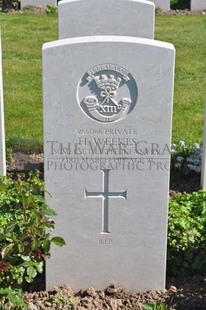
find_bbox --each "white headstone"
[201,99,206,189]
[43,36,175,292]
[58,0,155,39]
[151,0,170,11]
[191,0,206,10]
[0,34,6,176]
[20,0,57,9]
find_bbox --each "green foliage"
[0,0,19,11]
[0,287,26,309]
[168,190,206,276]
[46,5,57,14]
[51,290,73,309]
[6,147,13,164]
[0,173,65,308]
[144,300,174,310]
[171,0,190,10]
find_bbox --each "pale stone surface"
[201,100,206,189]
[0,35,6,176]
[20,0,57,9]
[151,0,170,11]
[58,0,155,39]
[191,0,206,10]
[43,36,175,292]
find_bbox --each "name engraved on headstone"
[85,169,127,233]
[43,36,175,291]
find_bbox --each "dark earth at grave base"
[6,152,206,309]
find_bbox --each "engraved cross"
[85,169,127,234]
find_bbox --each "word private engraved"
[78,64,138,123]
[85,169,127,233]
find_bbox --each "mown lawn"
[1,12,58,149]
[0,12,206,149]
[155,15,206,144]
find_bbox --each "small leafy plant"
[6,147,13,165]
[0,172,65,308]
[143,300,174,310]
[168,190,206,276]
[46,5,57,14]
[51,289,73,309]
[0,287,26,309]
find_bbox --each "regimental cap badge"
[77,64,138,123]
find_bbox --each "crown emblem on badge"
[94,75,121,90]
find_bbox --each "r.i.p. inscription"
[44,36,175,291]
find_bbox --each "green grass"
[0,12,206,150]
[155,15,206,144]
[1,12,58,150]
